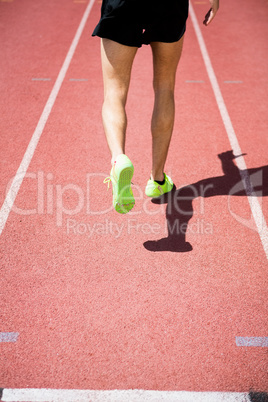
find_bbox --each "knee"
[103,86,128,107]
[153,78,176,95]
[153,86,175,105]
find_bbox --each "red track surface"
[0,0,267,394]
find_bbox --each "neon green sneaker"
[104,154,135,214]
[145,173,173,197]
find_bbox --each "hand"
[218,151,247,160]
[203,0,219,26]
[218,151,235,161]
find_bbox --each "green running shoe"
[104,154,135,214]
[145,173,173,197]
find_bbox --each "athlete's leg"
[150,37,184,181]
[101,38,138,165]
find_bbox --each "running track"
[0,0,267,401]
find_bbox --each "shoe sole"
[114,166,135,214]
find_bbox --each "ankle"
[111,152,124,165]
[151,171,165,182]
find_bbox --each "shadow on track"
[249,391,268,402]
[143,150,268,252]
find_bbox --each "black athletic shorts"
[92,0,189,47]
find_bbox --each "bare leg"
[101,38,138,165]
[150,37,184,181]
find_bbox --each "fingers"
[203,8,213,26]
[203,0,219,26]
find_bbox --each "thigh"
[150,37,185,89]
[101,38,138,102]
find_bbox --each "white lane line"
[1,389,251,402]
[189,1,268,259]
[185,80,205,83]
[224,81,243,84]
[0,332,19,342]
[69,78,89,81]
[0,0,96,236]
[236,336,268,347]
[31,78,51,81]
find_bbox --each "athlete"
[92,0,219,214]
